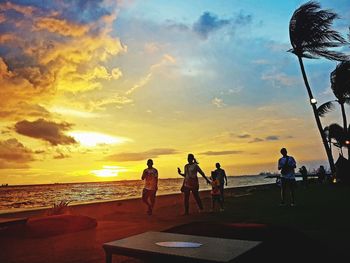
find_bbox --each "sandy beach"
[0,182,349,263]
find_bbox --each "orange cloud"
[0,57,53,119]
[0,138,34,169]
[0,33,17,44]
[0,13,5,23]
[14,119,77,146]
[0,3,126,120]
[0,2,36,17]
[34,17,89,37]
[0,102,50,120]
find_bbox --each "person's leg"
[219,185,225,203]
[219,197,224,210]
[142,189,152,214]
[142,189,150,206]
[280,178,286,205]
[290,180,296,205]
[192,189,203,210]
[211,197,215,211]
[149,190,156,213]
[183,188,190,215]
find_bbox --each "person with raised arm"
[178,153,210,215]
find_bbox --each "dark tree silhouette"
[288,1,348,177]
[318,61,350,159]
[324,123,349,155]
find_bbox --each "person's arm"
[278,158,282,170]
[155,169,159,190]
[291,157,296,168]
[141,169,146,180]
[223,169,228,186]
[197,165,210,184]
[177,167,185,177]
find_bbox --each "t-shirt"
[278,156,296,179]
[142,168,158,190]
[215,168,226,184]
[183,163,202,189]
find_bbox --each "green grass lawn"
[215,181,350,255]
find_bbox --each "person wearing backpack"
[278,148,297,206]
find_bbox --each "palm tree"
[318,61,350,158]
[289,1,348,176]
[324,123,349,156]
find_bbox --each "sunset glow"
[0,0,349,185]
[91,166,126,178]
[68,131,131,147]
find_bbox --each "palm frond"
[331,61,350,98]
[289,1,348,61]
[309,50,349,61]
[317,101,335,117]
[328,123,346,144]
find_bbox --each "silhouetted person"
[299,166,308,188]
[210,172,224,212]
[213,163,227,204]
[141,159,158,215]
[178,153,210,215]
[317,165,326,184]
[278,148,297,206]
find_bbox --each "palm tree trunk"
[340,103,347,130]
[340,103,350,160]
[297,56,336,176]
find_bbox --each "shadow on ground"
[164,221,332,263]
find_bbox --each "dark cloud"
[165,20,190,31]
[265,135,279,141]
[9,0,113,24]
[200,150,243,156]
[192,11,253,39]
[193,12,230,39]
[107,148,178,162]
[14,118,77,146]
[0,138,34,168]
[249,138,264,143]
[249,136,280,143]
[238,134,251,138]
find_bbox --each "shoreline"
[0,174,269,187]
[0,183,274,219]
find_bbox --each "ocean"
[0,175,280,211]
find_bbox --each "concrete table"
[103,231,261,263]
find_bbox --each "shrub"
[47,200,71,215]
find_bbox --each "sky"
[0,0,349,185]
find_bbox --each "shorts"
[281,177,296,188]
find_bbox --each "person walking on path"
[299,165,308,188]
[278,148,297,207]
[178,153,211,215]
[141,159,158,215]
[213,163,227,204]
[210,172,224,212]
[317,165,326,184]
